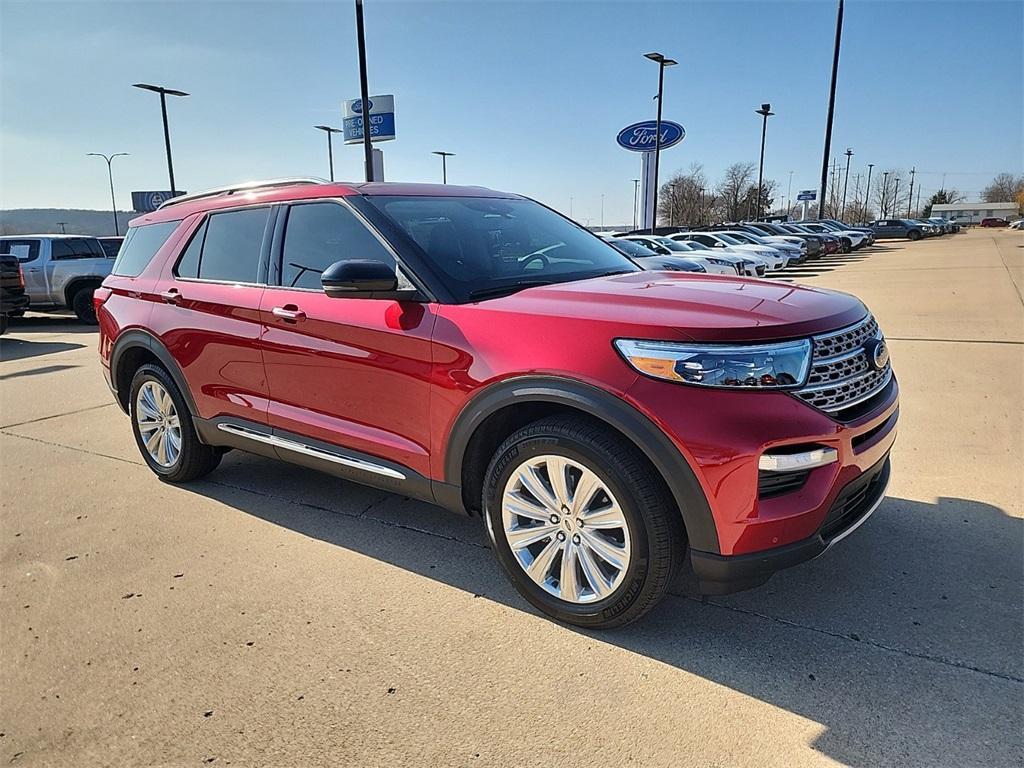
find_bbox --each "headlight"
[706,257,732,267]
[614,338,812,389]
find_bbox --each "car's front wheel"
[908,230,922,241]
[129,363,222,483]
[483,416,684,628]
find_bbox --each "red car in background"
[96,179,898,628]
[980,217,1009,227]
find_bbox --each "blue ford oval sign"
[351,98,373,114]
[616,120,686,152]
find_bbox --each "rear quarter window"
[0,239,41,263]
[112,221,179,277]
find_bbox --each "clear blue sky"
[1,0,1021,224]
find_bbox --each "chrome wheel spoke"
[577,544,611,598]
[581,530,627,570]
[135,381,180,468]
[559,543,580,602]
[503,491,551,522]
[545,456,572,507]
[506,524,557,550]
[580,502,625,530]
[570,471,601,517]
[526,537,562,583]
[516,464,559,511]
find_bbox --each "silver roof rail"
[157,177,329,210]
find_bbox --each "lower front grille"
[758,469,810,498]
[820,456,890,540]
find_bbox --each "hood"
[482,271,868,342]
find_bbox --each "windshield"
[366,195,639,302]
[654,237,691,252]
[713,233,744,245]
[724,231,759,244]
[609,237,655,257]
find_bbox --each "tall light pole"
[644,52,677,234]
[87,152,129,236]
[600,194,605,229]
[354,0,374,181]
[892,177,901,217]
[755,103,774,221]
[631,179,640,230]
[699,186,706,226]
[432,151,455,184]
[314,126,343,181]
[881,171,890,216]
[132,83,188,196]
[787,170,794,216]
[906,167,916,217]
[864,163,874,216]
[818,0,844,218]
[840,147,854,220]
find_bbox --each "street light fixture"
[864,163,874,216]
[881,171,890,216]
[892,177,901,217]
[432,151,455,184]
[87,152,129,236]
[644,51,677,234]
[132,83,189,196]
[754,103,774,221]
[840,148,854,220]
[314,126,343,181]
[631,179,640,231]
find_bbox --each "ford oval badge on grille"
[865,338,889,370]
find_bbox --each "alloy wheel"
[135,380,182,468]
[501,455,632,604]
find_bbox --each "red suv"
[97,179,898,628]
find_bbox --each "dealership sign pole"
[616,120,685,231]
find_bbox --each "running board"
[216,423,406,480]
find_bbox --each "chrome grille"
[795,315,892,414]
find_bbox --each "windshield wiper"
[466,279,555,301]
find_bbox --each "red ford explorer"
[97,179,898,628]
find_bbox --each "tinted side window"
[281,203,395,289]
[174,220,207,279]
[52,238,103,259]
[112,222,179,277]
[196,208,269,283]
[0,239,41,263]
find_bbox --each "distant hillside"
[0,209,137,236]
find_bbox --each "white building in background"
[931,201,1019,224]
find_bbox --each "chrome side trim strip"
[825,472,891,549]
[216,423,406,480]
[758,447,839,473]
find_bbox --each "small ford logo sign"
[352,99,373,114]
[616,120,686,153]
[864,338,889,370]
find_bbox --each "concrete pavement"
[1,229,1021,767]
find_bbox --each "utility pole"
[787,170,794,216]
[881,171,890,216]
[631,179,640,231]
[892,177,901,217]
[818,0,844,218]
[354,0,374,181]
[644,52,677,233]
[864,163,874,216]
[841,148,854,220]
[755,103,774,221]
[906,167,916,217]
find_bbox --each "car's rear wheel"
[71,286,98,324]
[0,315,7,336]
[129,363,221,483]
[483,416,683,628]
[908,230,922,241]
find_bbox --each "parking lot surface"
[2,229,1022,767]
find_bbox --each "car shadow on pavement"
[0,363,80,380]
[185,452,1023,767]
[0,337,86,362]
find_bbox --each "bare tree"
[657,163,709,227]
[871,169,904,218]
[981,173,1024,203]
[716,162,756,222]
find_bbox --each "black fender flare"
[443,376,721,554]
[109,329,199,418]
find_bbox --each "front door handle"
[272,306,306,322]
[159,288,181,304]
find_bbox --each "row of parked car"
[867,216,965,240]
[598,218,878,277]
[0,234,124,333]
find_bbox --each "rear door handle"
[272,306,306,322]
[159,288,181,304]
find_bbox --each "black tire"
[0,315,7,336]
[71,286,98,324]
[482,415,684,629]
[908,229,922,241]
[839,238,852,253]
[129,363,221,483]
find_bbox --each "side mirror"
[321,259,399,298]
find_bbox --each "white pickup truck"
[0,235,116,323]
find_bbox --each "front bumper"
[690,454,890,593]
